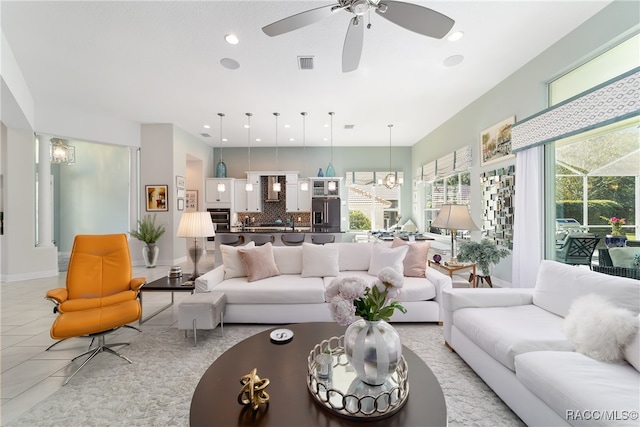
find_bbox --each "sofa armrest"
[194,265,225,292]
[442,288,534,344]
[425,267,452,322]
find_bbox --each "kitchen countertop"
[228,227,312,233]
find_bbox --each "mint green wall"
[57,141,130,252]
[410,0,640,284]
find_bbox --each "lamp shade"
[177,212,215,238]
[431,204,479,231]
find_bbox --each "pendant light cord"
[246,113,252,171]
[329,112,335,164]
[218,113,224,162]
[274,112,279,171]
[301,112,307,175]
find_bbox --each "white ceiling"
[1,1,612,148]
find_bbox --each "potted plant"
[130,214,166,268]
[457,238,510,277]
[600,215,627,248]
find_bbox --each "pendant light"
[216,113,226,192]
[300,112,309,191]
[326,112,336,178]
[245,113,253,192]
[272,112,281,192]
[383,124,399,189]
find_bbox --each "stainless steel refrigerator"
[312,197,341,233]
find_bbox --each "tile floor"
[0,253,215,425]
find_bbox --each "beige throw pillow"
[220,241,256,279]
[392,237,431,277]
[238,242,281,282]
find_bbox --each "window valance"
[512,67,640,153]
[419,145,472,183]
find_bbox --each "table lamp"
[430,204,479,263]
[177,212,215,280]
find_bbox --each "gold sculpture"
[238,368,270,410]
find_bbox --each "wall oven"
[207,208,231,241]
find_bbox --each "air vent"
[344,124,355,130]
[298,56,314,70]
[200,133,211,137]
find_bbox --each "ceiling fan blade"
[375,1,454,39]
[262,3,339,37]
[342,16,364,73]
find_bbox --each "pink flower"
[329,296,356,326]
[377,267,404,289]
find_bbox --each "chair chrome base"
[64,333,132,385]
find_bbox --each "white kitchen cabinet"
[310,178,341,198]
[286,180,311,212]
[205,178,233,205]
[234,175,261,213]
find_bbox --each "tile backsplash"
[236,176,310,225]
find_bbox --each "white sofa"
[443,260,640,426]
[195,241,451,324]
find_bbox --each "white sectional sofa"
[443,260,640,427]
[195,240,451,324]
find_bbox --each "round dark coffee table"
[190,322,447,426]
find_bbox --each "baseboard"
[1,269,59,283]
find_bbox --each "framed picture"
[177,198,185,211]
[185,190,197,210]
[176,175,186,189]
[146,185,168,211]
[480,116,515,166]
[177,188,185,199]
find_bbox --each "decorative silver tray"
[306,335,409,419]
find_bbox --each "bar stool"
[311,234,335,245]
[250,235,275,246]
[281,233,305,246]
[217,235,244,246]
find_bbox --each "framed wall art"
[146,185,168,211]
[177,198,185,211]
[480,116,515,166]
[185,190,197,210]
[176,175,186,189]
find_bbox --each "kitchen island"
[212,229,343,266]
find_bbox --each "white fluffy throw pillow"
[562,294,639,362]
[624,315,640,372]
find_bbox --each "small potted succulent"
[457,238,510,276]
[130,214,166,268]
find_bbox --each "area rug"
[7,323,524,427]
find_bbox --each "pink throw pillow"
[392,237,431,278]
[238,242,281,282]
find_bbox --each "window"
[547,34,640,260]
[346,171,403,231]
[423,172,471,232]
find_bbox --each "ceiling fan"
[262,0,455,73]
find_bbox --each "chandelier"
[50,138,75,165]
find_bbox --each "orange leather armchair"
[46,233,145,384]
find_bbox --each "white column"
[129,147,140,229]
[37,135,54,247]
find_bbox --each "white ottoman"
[178,292,226,345]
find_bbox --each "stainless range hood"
[266,176,280,202]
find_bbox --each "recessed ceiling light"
[323,137,328,141]
[203,125,210,129]
[220,58,240,70]
[222,138,228,142]
[443,55,464,67]
[289,138,295,142]
[224,34,239,45]
[244,124,250,129]
[324,124,329,128]
[256,138,261,142]
[447,31,464,42]
[284,124,290,128]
